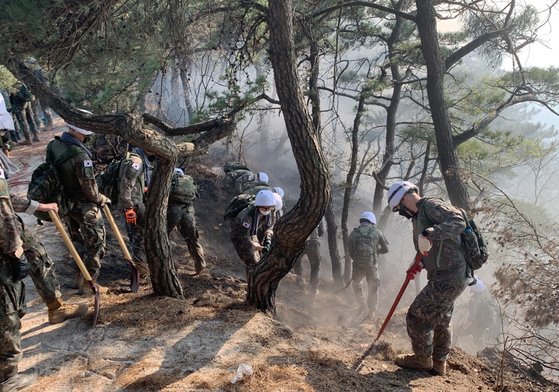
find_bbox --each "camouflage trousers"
[0,258,26,374]
[65,201,106,277]
[167,203,206,272]
[293,240,321,291]
[18,218,61,305]
[406,270,469,361]
[352,262,379,311]
[124,204,146,265]
[13,105,38,141]
[231,235,260,276]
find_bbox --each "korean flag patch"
[242,221,251,229]
[132,162,141,171]
[83,160,93,168]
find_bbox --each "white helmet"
[387,180,418,210]
[360,211,376,224]
[273,186,285,198]
[254,189,276,207]
[273,193,283,211]
[174,168,184,176]
[258,172,269,183]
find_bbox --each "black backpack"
[169,172,198,204]
[27,162,64,222]
[460,210,489,270]
[96,158,123,203]
[224,193,255,220]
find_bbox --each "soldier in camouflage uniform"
[167,168,206,274]
[236,171,269,194]
[46,117,110,292]
[348,212,389,318]
[118,147,153,271]
[230,189,276,277]
[9,83,40,145]
[293,220,324,295]
[388,180,470,376]
[0,167,62,391]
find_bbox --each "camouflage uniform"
[348,221,389,312]
[167,171,205,272]
[293,222,324,292]
[0,168,26,376]
[10,196,61,306]
[407,197,469,362]
[47,134,106,278]
[223,168,252,193]
[118,152,148,264]
[9,84,39,143]
[230,205,275,274]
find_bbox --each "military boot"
[395,354,433,371]
[22,137,32,146]
[77,279,109,295]
[47,298,88,325]
[432,359,447,376]
[0,368,37,392]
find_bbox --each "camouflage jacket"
[0,169,22,255]
[348,222,389,265]
[118,152,145,210]
[230,204,275,244]
[412,197,467,276]
[47,135,104,205]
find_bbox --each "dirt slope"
[5,120,552,392]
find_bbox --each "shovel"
[101,204,140,292]
[352,253,424,372]
[48,210,100,326]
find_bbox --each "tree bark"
[247,0,331,312]
[415,0,470,209]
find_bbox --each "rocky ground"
[5,119,554,391]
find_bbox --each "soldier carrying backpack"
[348,212,389,319]
[167,168,206,275]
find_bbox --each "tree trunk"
[324,200,343,286]
[247,0,331,312]
[415,0,470,209]
[341,93,366,284]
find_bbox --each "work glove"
[99,194,111,206]
[125,208,137,225]
[11,249,30,281]
[418,232,432,256]
[406,260,423,280]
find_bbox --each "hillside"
[5,120,553,392]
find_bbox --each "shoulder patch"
[83,160,93,168]
[131,162,141,171]
[242,221,251,229]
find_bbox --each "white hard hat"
[360,211,376,224]
[67,109,94,135]
[254,189,275,207]
[470,277,486,294]
[273,186,285,198]
[273,192,283,211]
[174,168,184,176]
[0,94,15,131]
[387,180,418,210]
[258,172,269,183]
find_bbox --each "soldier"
[46,115,110,293]
[348,211,389,319]
[9,83,40,145]
[293,220,324,296]
[1,167,60,391]
[167,168,206,275]
[388,180,470,376]
[236,171,269,194]
[117,147,153,272]
[230,189,276,277]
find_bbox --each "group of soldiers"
[1,98,481,386]
[0,111,208,390]
[1,82,53,149]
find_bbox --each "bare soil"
[6,119,553,391]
